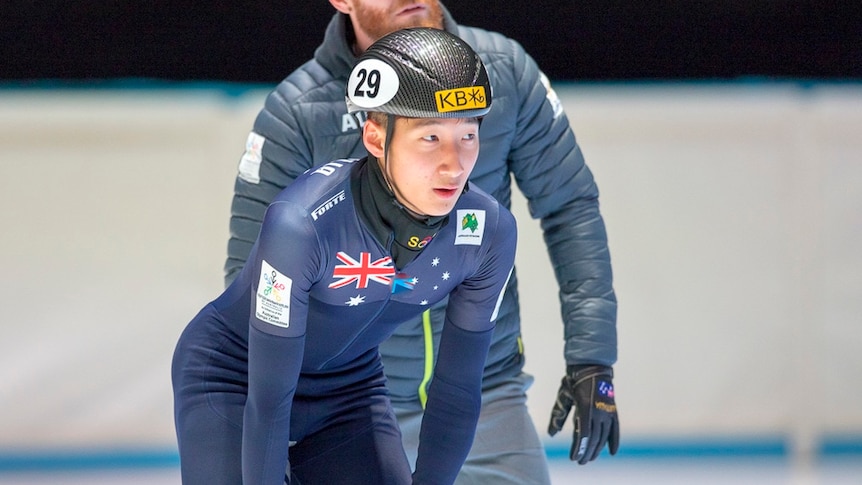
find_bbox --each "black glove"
[548,365,620,464]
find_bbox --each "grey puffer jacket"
[225,8,617,408]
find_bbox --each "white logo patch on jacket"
[238,132,265,184]
[539,72,564,119]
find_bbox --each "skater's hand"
[548,365,620,464]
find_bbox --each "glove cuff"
[566,364,613,382]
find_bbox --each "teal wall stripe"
[3,435,861,472]
[0,449,179,472]
[544,437,789,460]
[819,435,862,457]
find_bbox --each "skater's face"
[363,115,480,217]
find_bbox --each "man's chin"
[397,4,444,29]
[397,17,443,31]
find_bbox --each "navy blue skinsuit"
[172,158,517,484]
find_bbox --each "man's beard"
[353,0,445,44]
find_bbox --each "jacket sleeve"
[225,79,316,286]
[505,40,618,366]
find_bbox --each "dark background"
[3,1,862,84]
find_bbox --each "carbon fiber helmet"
[345,27,492,119]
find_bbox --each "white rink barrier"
[1,82,860,465]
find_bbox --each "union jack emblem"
[329,251,396,289]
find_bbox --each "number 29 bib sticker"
[347,59,399,110]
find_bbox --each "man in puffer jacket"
[225,1,619,482]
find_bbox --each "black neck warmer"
[352,156,448,270]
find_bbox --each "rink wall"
[1,81,860,468]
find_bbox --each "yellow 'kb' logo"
[435,86,487,113]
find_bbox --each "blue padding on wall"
[3,435,862,472]
[545,436,790,460]
[818,435,862,457]
[0,79,274,98]
[0,448,179,472]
